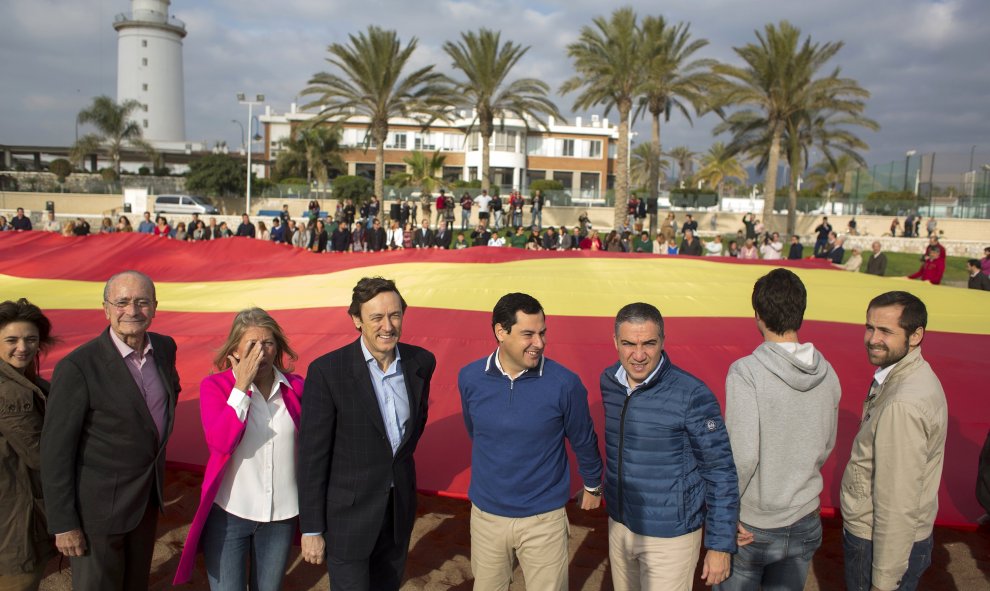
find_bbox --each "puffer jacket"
[0,360,55,575]
[601,353,738,553]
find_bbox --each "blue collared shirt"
[614,356,665,396]
[359,337,410,457]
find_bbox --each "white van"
[153,194,219,215]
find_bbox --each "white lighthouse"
[113,0,187,147]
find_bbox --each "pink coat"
[173,369,304,585]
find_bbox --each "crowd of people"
[4,264,983,591]
[7,204,990,290]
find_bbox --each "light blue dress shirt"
[359,338,410,457]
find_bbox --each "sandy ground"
[38,468,989,590]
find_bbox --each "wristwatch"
[584,484,604,497]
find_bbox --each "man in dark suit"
[41,270,180,590]
[298,277,436,590]
[412,219,435,249]
[366,217,388,252]
[433,223,451,249]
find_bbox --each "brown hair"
[213,308,297,372]
[348,277,407,323]
[0,298,57,379]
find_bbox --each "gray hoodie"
[725,341,841,528]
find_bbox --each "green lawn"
[801,247,969,285]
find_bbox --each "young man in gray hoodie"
[717,268,841,591]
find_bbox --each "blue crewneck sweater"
[458,351,603,517]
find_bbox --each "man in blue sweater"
[601,302,739,590]
[458,292,603,591]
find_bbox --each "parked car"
[153,194,219,215]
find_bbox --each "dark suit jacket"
[433,229,451,249]
[367,227,387,251]
[297,339,435,561]
[41,330,180,536]
[412,228,435,248]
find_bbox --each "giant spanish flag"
[2,232,987,527]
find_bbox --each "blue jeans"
[531,209,542,229]
[201,504,296,591]
[717,511,821,591]
[843,529,932,591]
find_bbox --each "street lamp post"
[237,93,265,215]
[231,119,245,153]
[904,150,916,193]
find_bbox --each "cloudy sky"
[2,0,988,169]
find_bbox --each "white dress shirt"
[214,369,299,522]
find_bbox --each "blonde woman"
[175,309,303,590]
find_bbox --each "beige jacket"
[840,347,947,590]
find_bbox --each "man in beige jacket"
[840,291,947,591]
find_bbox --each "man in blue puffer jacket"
[601,302,739,590]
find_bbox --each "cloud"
[1,0,988,168]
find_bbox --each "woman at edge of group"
[173,308,303,590]
[0,298,57,591]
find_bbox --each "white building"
[259,105,621,197]
[113,0,188,150]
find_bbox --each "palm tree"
[638,17,716,231]
[390,150,449,217]
[717,104,876,230]
[712,21,871,231]
[666,145,696,185]
[805,153,861,199]
[695,142,748,196]
[561,7,643,230]
[274,124,345,194]
[72,95,153,177]
[301,26,454,216]
[630,143,669,191]
[443,29,563,193]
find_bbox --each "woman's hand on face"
[230,341,264,392]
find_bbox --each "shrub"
[529,179,565,192]
[863,190,916,214]
[331,175,373,201]
[50,159,73,182]
[670,188,718,208]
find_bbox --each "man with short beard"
[840,291,947,591]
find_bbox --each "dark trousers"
[843,529,933,591]
[70,494,159,591]
[326,490,408,591]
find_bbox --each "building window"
[553,171,573,188]
[388,132,407,150]
[142,40,148,47]
[414,133,436,151]
[142,58,148,66]
[493,131,517,152]
[526,169,546,188]
[561,139,575,157]
[143,119,148,128]
[586,140,602,158]
[467,133,480,151]
[580,172,600,198]
[143,104,148,112]
[142,83,148,91]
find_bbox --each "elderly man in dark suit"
[298,276,436,591]
[41,270,180,590]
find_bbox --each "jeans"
[531,209,542,229]
[493,210,503,230]
[202,504,295,591]
[843,529,933,591]
[716,511,821,591]
[461,210,470,230]
[512,210,522,227]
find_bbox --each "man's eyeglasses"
[105,298,154,310]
